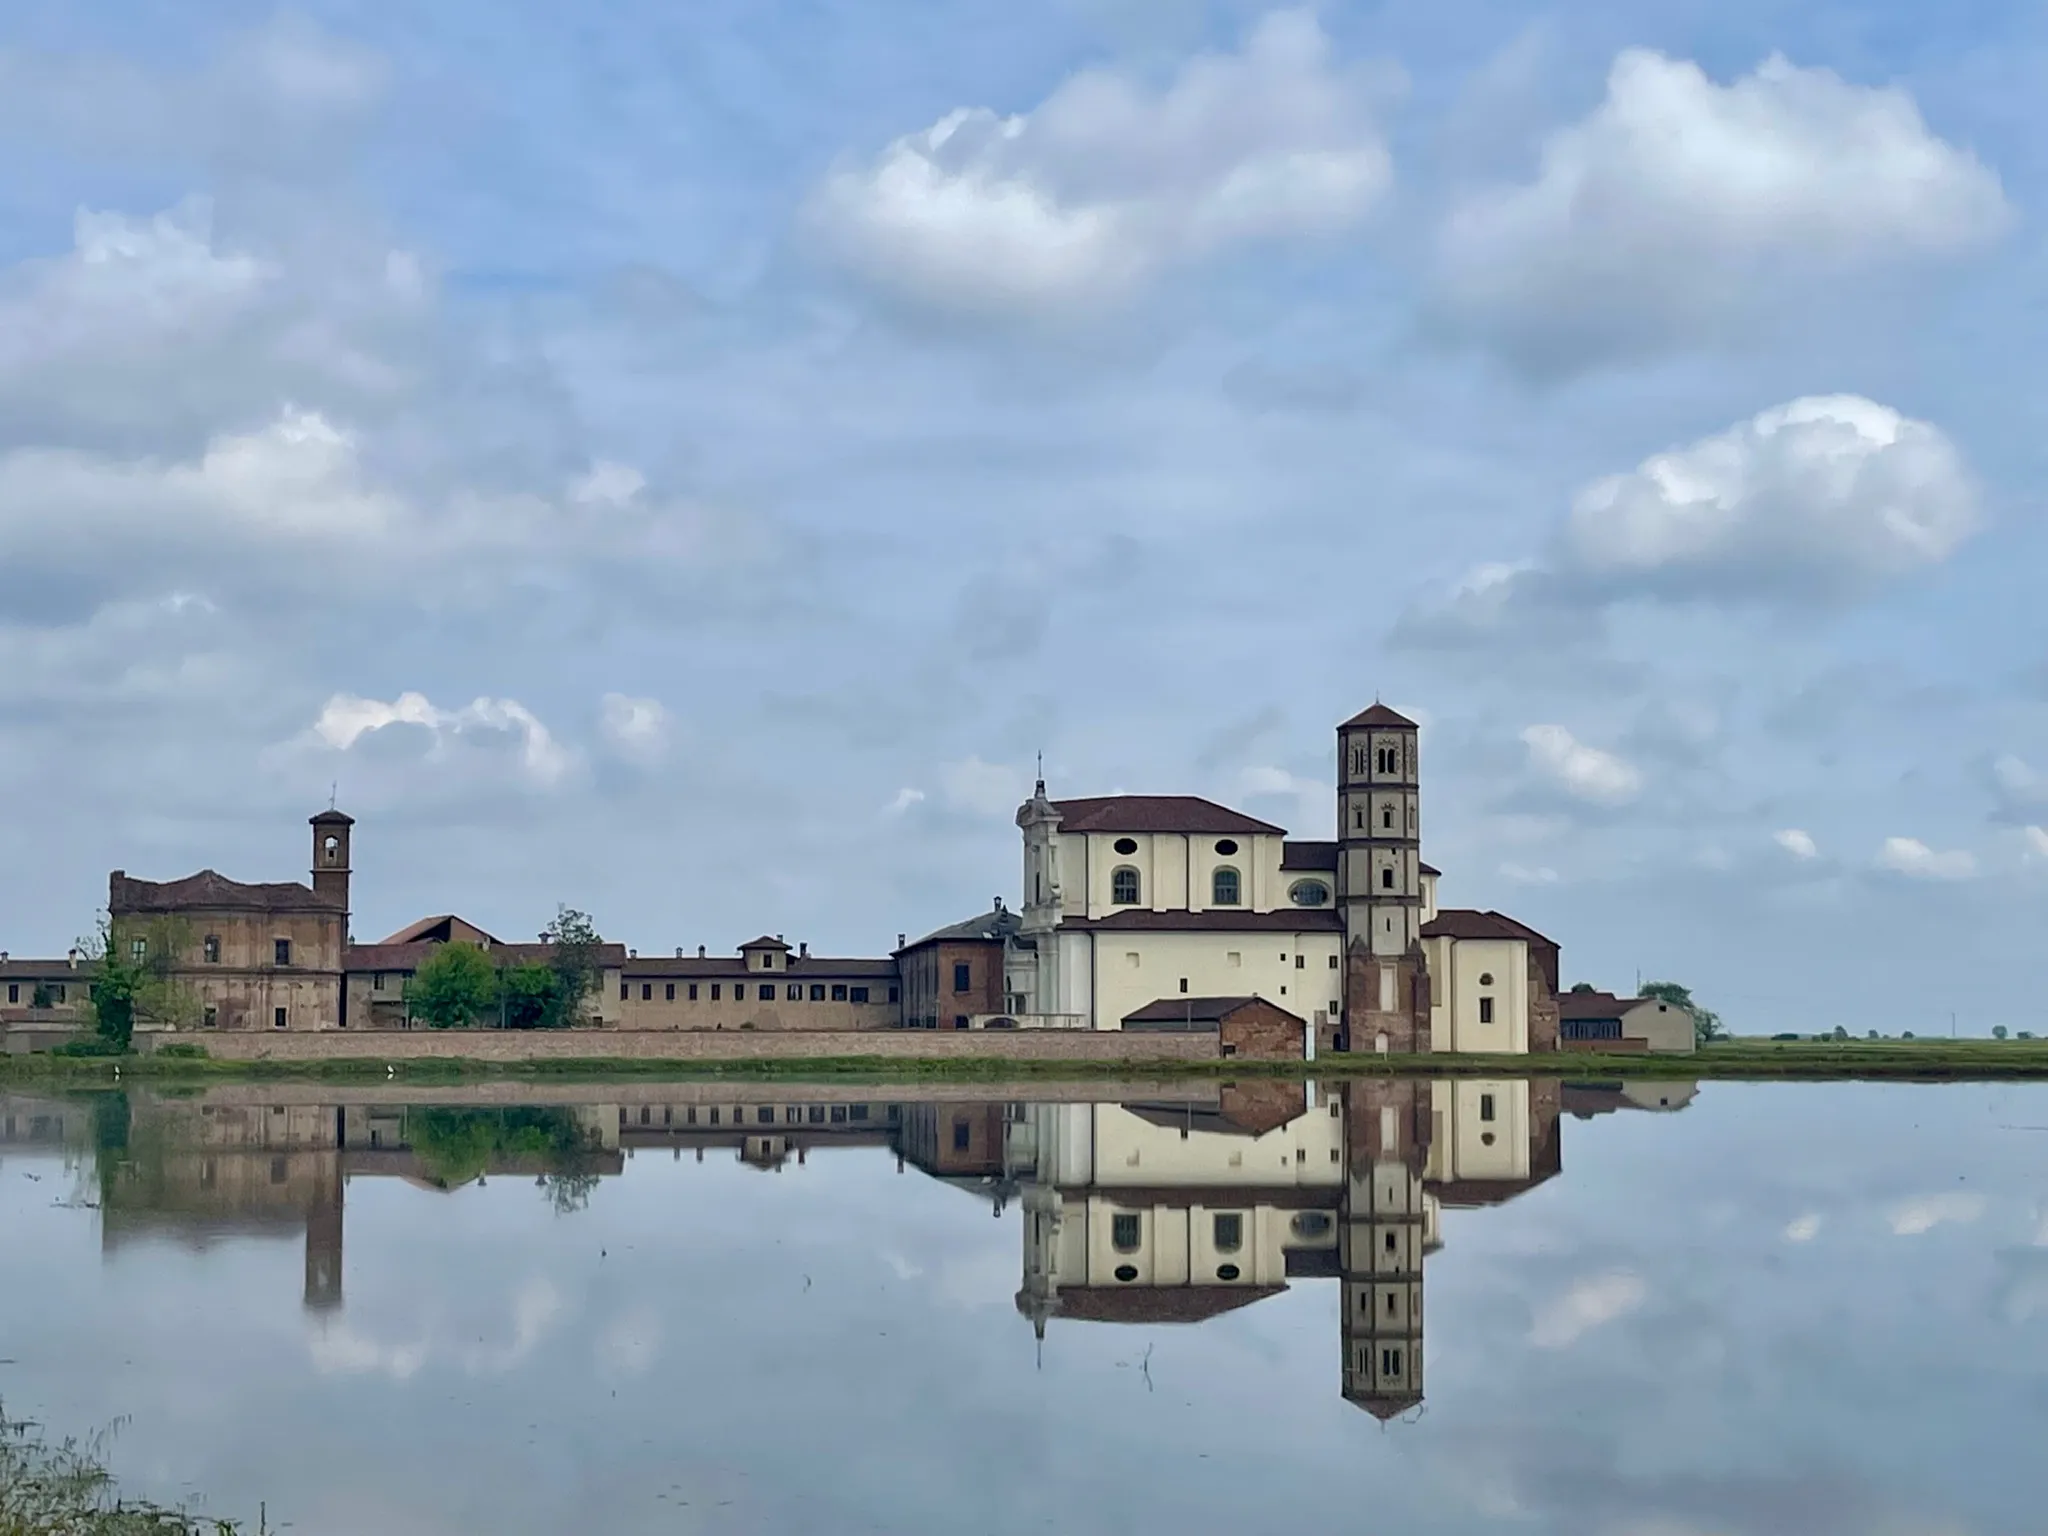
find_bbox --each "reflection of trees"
[405,1108,605,1205]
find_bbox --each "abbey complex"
[0,703,1694,1056]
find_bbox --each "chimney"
[697,944,706,960]
[799,941,809,959]
[68,948,80,969]
[629,948,638,960]
[776,934,784,943]
[675,947,686,959]
[897,933,906,950]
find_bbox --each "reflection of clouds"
[1784,1214,1822,1243]
[308,1322,429,1382]
[462,1278,566,1374]
[595,1306,663,1379]
[1887,1195,1986,1236]
[1529,1271,1647,1348]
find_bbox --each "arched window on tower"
[1111,867,1141,905]
[1381,805,1395,829]
[1381,867,1396,890]
[1212,867,1242,906]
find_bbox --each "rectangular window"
[642,983,653,1001]
[666,983,676,1001]
[709,1108,720,1125]
[849,1105,868,1122]
[52,985,64,1004]
[620,982,629,1000]
[787,983,800,1000]
[1295,955,1304,970]
[203,1006,217,1027]
[130,938,147,961]
[688,983,699,1000]
[274,938,291,966]
[952,962,972,993]
[808,1105,826,1124]
[850,986,869,1004]
[1381,868,1395,889]
[1479,1093,1496,1122]
[711,984,721,1001]
[831,1105,848,1124]
[756,984,771,1001]
[686,1107,698,1124]
[1178,977,1188,993]
[1328,954,1339,969]
[810,984,825,1001]
[831,984,847,1001]
[1478,996,1495,1024]
[1330,1000,1340,1018]
[757,1107,774,1125]
[1213,1213,1243,1252]
[1111,1213,1142,1252]
[273,1006,288,1029]
[952,1119,971,1151]
[786,1107,801,1124]
[1221,1042,1237,1057]
[5,983,15,1004]
[204,935,221,963]
[887,985,899,1003]
[954,1014,969,1029]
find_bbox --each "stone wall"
[171,1027,1214,1065]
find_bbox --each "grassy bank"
[5,1036,2048,1085]
[1,1405,260,1534]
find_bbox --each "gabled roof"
[900,906,1021,951]
[1030,1284,1287,1325]
[1122,996,1305,1029]
[309,809,356,827]
[1558,989,1651,1022]
[109,869,342,915]
[1280,840,1439,877]
[1062,909,1343,934]
[379,914,502,945]
[1341,703,1418,729]
[1051,796,1285,836]
[1421,908,1555,947]
[345,940,629,971]
[739,935,792,951]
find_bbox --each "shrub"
[49,1038,125,1058]
[2021,1031,2037,1041]
[155,1042,209,1059]
[1902,1031,1915,1039]
[1867,1030,1879,1040]
[1771,1032,1800,1041]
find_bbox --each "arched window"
[1381,805,1395,829]
[1111,866,1141,905]
[1212,867,1242,906]
[1288,880,1330,908]
[1381,867,1396,889]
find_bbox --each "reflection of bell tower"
[1339,1080,1431,1420]
[303,1155,345,1312]
[310,809,354,914]
[1016,1182,1065,1344]
[1337,705,1428,1052]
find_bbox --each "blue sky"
[1,1,2045,1033]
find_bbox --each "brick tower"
[1337,704,1429,1052]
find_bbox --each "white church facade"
[1000,703,1562,1055]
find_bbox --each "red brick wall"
[1218,999,1307,1061]
[1342,942,1432,1053]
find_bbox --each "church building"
[996,703,1561,1054]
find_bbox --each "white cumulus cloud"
[1784,1213,1822,1242]
[1530,1271,1646,1348]
[598,692,668,764]
[1775,829,1819,860]
[1887,1193,1986,1235]
[1875,836,1976,882]
[812,10,1392,315]
[883,786,927,816]
[307,690,574,786]
[1435,49,2010,371]
[1521,723,1642,805]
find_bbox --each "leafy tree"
[29,983,55,1009]
[498,962,563,1030]
[408,943,499,1029]
[1567,982,1598,995]
[540,906,602,1028]
[77,915,137,1051]
[1639,980,1724,1046]
[1831,1025,1849,1041]
[1993,1025,2009,1040]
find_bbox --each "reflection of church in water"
[5,1075,1690,1421]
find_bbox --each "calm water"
[2,1077,2044,1534]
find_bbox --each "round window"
[1114,1263,1138,1283]
[1480,1132,1496,1147]
[1291,1211,1333,1239]
[1113,837,1138,855]
[1216,1263,1241,1282]
[1478,972,1495,986]
[1289,880,1330,908]
[1215,838,1238,856]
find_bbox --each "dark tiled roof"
[740,935,792,951]
[1063,909,1343,933]
[1033,1284,1287,1325]
[619,955,897,979]
[110,870,342,915]
[0,957,99,978]
[344,940,630,972]
[1051,796,1286,836]
[1347,1389,1424,1422]
[900,907,1021,950]
[1558,989,1629,1022]
[1421,908,1555,947]
[379,915,502,945]
[309,809,356,827]
[1123,996,1304,1029]
[1280,841,1439,877]
[1341,703,1418,729]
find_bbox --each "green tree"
[77,915,138,1051]
[29,982,55,1010]
[407,944,499,1030]
[1567,982,1597,995]
[497,962,563,1030]
[1993,1025,2009,1040]
[1639,980,1725,1046]
[540,906,602,1028]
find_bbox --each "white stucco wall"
[1428,1078,1532,1184]
[1062,830,1295,918]
[1426,935,1529,1053]
[1059,928,1344,1030]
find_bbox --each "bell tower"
[1016,772,1065,1018]
[310,808,354,914]
[1337,704,1429,1051]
